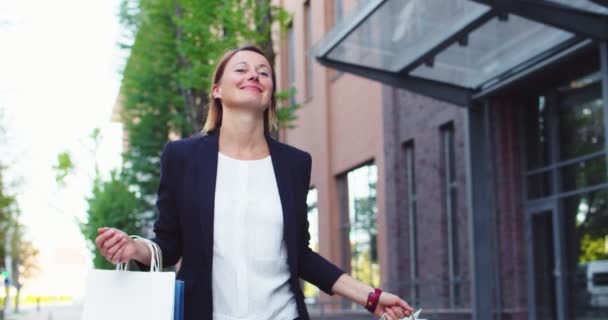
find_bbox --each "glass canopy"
[409,14,574,88]
[550,0,608,14]
[315,0,608,105]
[326,0,491,72]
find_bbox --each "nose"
[247,70,259,81]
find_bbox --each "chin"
[236,99,268,111]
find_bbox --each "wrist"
[365,288,382,313]
[133,238,150,263]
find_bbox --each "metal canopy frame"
[317,58,473,106]
[592,0,608,7]
[397,10,496,75]
[315,0,608,106]
[471,0,608,41]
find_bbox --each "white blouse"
[212,152,299,320]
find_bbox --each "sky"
[0,0,126,297]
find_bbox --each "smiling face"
[212,50,274,112]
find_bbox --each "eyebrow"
[233,61,271,70]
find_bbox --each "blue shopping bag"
[174,280,184,320]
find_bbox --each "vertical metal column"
[464,102,495,320]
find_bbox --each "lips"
[240,85,262,92]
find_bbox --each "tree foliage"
[0,166,19,269]
[117,0,296,215]
[83,171,140,269]
[65,1,298,267]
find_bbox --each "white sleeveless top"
[212,152,299,320]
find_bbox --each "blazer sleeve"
[298,152,345,295]
[151,141,183,267]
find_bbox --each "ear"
[212,85,221,100]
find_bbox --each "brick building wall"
[383,86,472,317]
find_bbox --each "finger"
[398,299,414,313]
[106,237,127,258]
[98,227,110,234]
[95,229,111,247]
[391,307,408,319]
[102,230,125,250]
[95,228,116,248]
[111,246,125,264]
[385,307,398,320]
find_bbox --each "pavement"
[5,304,82,320]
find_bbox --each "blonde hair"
[202,45,277,134]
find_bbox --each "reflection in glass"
[523,95,551,170]
[303,188,320,303]
[411,15,573,87]
[531,212,557,320]
[558,73,603,160]
[326,0,490,71]
[560,155,607,192]
[527,171,552,199]
[346,164,380,288]
[563,191,608,318]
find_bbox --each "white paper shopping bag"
[82,237,176,320]
[82,269,176,320]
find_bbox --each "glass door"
[526,202,567,320]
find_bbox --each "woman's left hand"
[373,292,414,320]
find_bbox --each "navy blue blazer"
[150,130,344,320]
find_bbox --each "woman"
[95,46,414,320]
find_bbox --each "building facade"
[276,1,608,320]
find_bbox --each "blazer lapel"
[197,132,219,259]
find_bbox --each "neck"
[218,107,268,159]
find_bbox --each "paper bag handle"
[116,236,163,272]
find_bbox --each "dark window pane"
[557,74,603,160]
[560,155,607,192]
[523,96,551,170]
[593,272,608,287]
[562,191,608,317]
[532,212,557,320]
[527,172,552,199]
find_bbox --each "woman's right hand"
[95,227,139,264]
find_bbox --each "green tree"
[117,0,297,219]
[83,171,140,269]
[53,130,140,269]
[9,223,39,312]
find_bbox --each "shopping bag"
[82,237,177,320]
[174,279,184,320]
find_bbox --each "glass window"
[303,187,319,303]
[560,155,608,192]
[404,142,418,304]
[304,1,313,99]
[334,0,343,25]
[441,123,461,307]
[527,171,552,199]
[522,71,604,200]
[557,72,604,160]
[523,95,551,170]
[288,26,296,106]
[562,191,608,317]
[343,163,380,288]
